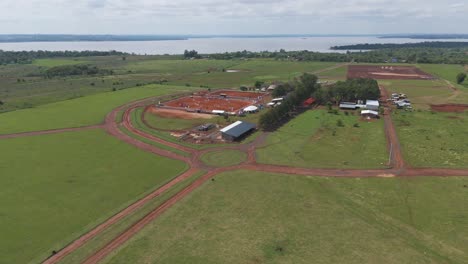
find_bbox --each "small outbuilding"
[361,110,379,118]
[212,110,226,115]
[303,97,316,107]
[243,105,259,113]
[220,121,256,141]
[366,100,380,111]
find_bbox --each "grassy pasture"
[0,129,188,264]
[418,64,468,89]
[256,110,388,169]
[0,84,194,134]
[105,170,468,264]
[32,58,88,67]
[143,110,209,131]
[394,110,468,168]
[200,150,247,167]
[379,79,454,109]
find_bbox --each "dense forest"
[331,42,468,50]
[0,50,127,65]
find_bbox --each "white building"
[366,100,380,111]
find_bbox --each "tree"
[240,86,248,91]
[183,50,200,59]
[0,100,4,105]
[272,85,287,97]
[456,72,467,84]
[254,80,264,89]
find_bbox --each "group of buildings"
[339,100,381,118]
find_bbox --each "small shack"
[212,110,225,115]
[220,121,256,141]
[243,105,259,113]
[361,110,379,118]
[303,97,316,107]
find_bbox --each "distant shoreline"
[1,34,467,43]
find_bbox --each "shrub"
[336,119,344,127]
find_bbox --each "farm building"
[339,102,357,110]
[366,100,380,111]
[220,121,256,141]
[361,110,379,118]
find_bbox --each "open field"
[379,80,457,109]
[200,150,247,167]
[394,110,468,168]
[58,170,207,264]
[0,84,193,134]
[0,57,338,113]
[0,129,188,264]
[164,96,252,113]
[144,107,212,131]
[104,170,468,264]
[256,110,388,169]
[348,65,434,80]
[418,64,468,89]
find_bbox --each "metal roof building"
[220,121,256,141]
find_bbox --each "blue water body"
[0,36,467,55]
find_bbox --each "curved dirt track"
[40,90,468,264]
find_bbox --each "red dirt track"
[209,90,267,99]
[165,96,252,112]
[348,65,434,80]
[0,90,457,264]
[430,104,468,112]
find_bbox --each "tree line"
[206,48,468,64]
[0,50,127,65]
[313,78,380,105]
[45,65,113,78]
[331,42,468,50]
[259,73,319,130]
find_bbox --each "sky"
[0,0,467,35]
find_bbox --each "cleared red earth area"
[164,96,252,112]
[348,65,434,80]
[430,104,468,112]
[209,90,267,99]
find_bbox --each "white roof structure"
[267,102,275,106]
[243,105,258,112]
[272,98,284,102]
[267,85,277,90]
[366,100,380,107]
[212,110,225,114]
[361,110,379,116]
[220,121,243,133]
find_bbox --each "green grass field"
[200,150,247,167]
[379,79,455,109]
[394,110,468,168]
[104,170,468,264]
[32,58,88,67]
[0,129,188,264]
[144,110,210,131]
[0,84,194,134]
[256,110,388,169]
[418,64,468,89]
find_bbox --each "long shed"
[220,121,256,141]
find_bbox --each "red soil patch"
[209,90,267,99]
[348,65,434,80]
[430,104,468,113]
[164,96,252,113]
[147,106,213,120]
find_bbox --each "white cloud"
[0,0,466,34]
